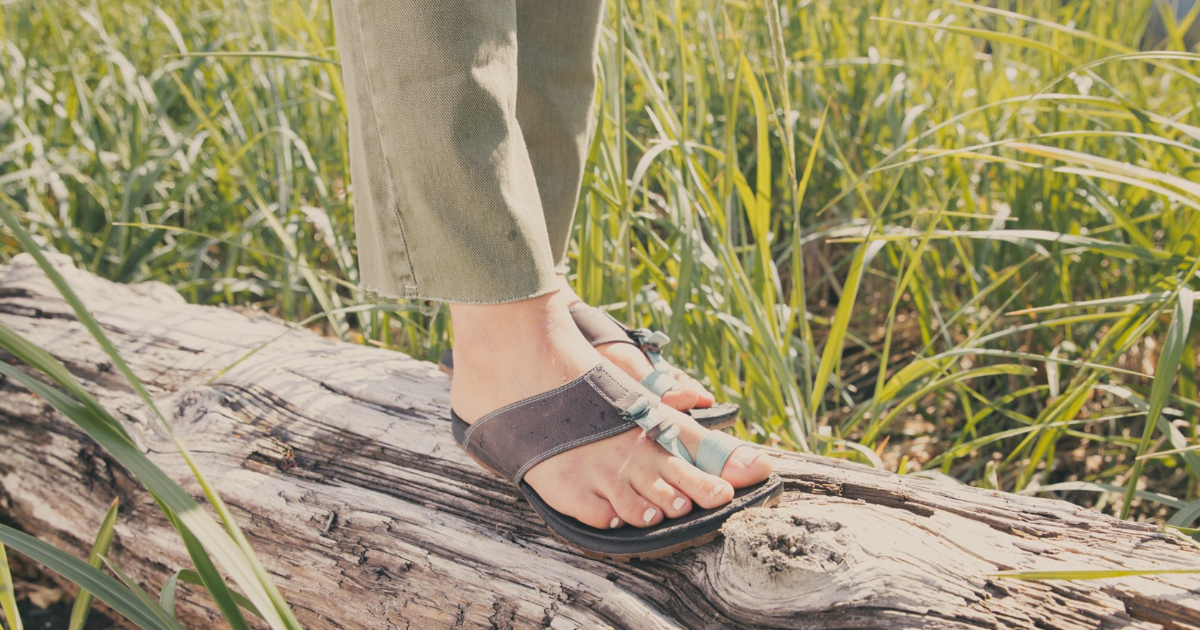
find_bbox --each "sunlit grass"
[1,0,1198,534]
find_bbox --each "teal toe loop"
[620,396,694,465]
[694,431,741,476]
[640,370,679,397]
[654,422,693,465]
[631,329,672,370]
[644,330,670,348]
[623,395,652,419]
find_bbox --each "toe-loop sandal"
[439,305,740,429]
[450,361,782,561]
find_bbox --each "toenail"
[712,482,728,497]
[740,450,765,467]
[610,517,620,529]
[642,508,657,525]
[672,497,686,511]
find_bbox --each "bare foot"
[449,290,772,529]
[551,276,717,413]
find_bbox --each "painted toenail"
[610,517,620,529]
[672,497,686,511]
[642,508,657,524]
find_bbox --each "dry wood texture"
[1,252,1199,630]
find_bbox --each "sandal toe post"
[450,361,780,561]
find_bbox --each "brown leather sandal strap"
[457,362,655,483]
[568,305,638,348]
[569,305,685,397]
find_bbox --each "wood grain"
[1,252,1198,629]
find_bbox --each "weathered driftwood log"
[1,252,1199,630]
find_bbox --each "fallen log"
[0,252,1198,630]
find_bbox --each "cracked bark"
[0,252,1198,630]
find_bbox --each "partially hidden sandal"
[450,361,782,562]
[440,304,739,430]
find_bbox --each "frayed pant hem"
[355,280,561,306]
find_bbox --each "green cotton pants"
[332,0,606,304]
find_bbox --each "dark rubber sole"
[450,412,782,562]
[520,475,782,562]
[440,350,739,431]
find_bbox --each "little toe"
[607,482,664,528]
[571,491,623,530]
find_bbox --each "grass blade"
[1122,289,1194,519]
[68,498,120,630]
[992,568,1200,580]
[175,571,262,619]
[873,17,1079,64]
[163,51,338,65]
[99,558,185,630]
[1169,500,1200,528]
[159,572,180,620]
[810,240,884,415]
[165,514,250,630]
[0,332,292,630]
[0,526,173,630]
[0,544,21,630]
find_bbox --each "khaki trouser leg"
[333,0,558,304]
[515,0,607,273]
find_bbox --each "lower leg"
[510,1,715,410]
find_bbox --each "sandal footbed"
[687,402,738,429]
[451,412,780,560]
[520,474,782,560]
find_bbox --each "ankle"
[450,292,558,348]
[448,292,603,421]
[449,292,596,375]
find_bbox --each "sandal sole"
[454,438,782,562]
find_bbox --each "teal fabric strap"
[633,328,680,396]
[621,396,693,465]
[694,431,741,476]
[640,370,679,397]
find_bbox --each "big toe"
[715,445,773,488]
[675,374,715,408]
[668,408,773,488]
[660,386,702,411]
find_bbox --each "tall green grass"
[1,0,1198,533]
[0,204,300,628]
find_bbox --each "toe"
[664,405,773,489]
[660,386,701,412]
[569,491,623,530]
[662,368,714,409]
[675,373,715,408]
[715,445,774,488]
[606,483,664,528]
[633,472,692,518]
[660,455,733,510]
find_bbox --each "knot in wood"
[720,506,849,588]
